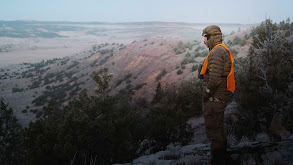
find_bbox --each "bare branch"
[70,151,78,165]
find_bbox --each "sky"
[0,0,292,24]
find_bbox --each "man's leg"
[211,140,226,165]
[203,102,227,164]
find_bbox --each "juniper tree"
[0,98,24,165]
[234,19,293,139]
[90,68,113,100]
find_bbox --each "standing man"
[199,25,235,164]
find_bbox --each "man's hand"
[203,88,211,102]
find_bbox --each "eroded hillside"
[0,29,252,126]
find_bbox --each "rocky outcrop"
[114,139,293,165]
[114,143,210,165]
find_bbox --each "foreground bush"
[23,69,201,164]
[0,99,24,165]
[233,19,293,139]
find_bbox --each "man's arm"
[206,49,225,96]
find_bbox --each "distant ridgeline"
[0,20,254,38]
[0,20,84,38]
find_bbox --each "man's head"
[202,25,222,50]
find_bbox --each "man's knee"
[204,111,225,141]
[204,113,224,128]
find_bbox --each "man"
[199,25,235,164]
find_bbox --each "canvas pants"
[203,101,227,164]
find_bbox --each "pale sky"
[0,0,292,24]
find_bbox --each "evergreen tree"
[90,68,113,100]
[23,101,66,165]
[147,80,199,152]
[151,82,163,104]
[234,19,293,139]
[0,98,24,165]
[24,68,146,164]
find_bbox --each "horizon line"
[0,19,261,25]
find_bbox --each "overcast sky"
[1,0,292,24]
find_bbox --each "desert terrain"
[0,21,254,126]
[0,21,253,67]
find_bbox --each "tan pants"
[203,101,227,160]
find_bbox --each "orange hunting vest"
[200,44,235,93]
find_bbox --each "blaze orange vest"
[200,44,235,93]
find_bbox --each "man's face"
[204,36,208,48]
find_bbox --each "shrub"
[25,72,146,164]
[282,83,293,132]
[188,58,195,63]
[232,36,241,45]
[30,80,41,89]
[191,65,198,72]
[185,42,193,50]
[67,61,79,70]
[156,69,167,81]
[194,52,202,57]
[185,52,191,57]
[32,95,48,106]
[181,58,189,65]
[22,69,200,164]
[135,83,147,90]
[146,105,194,152]
[244,34,250,40]
[201,50,208,57]
[146,79,202,152]
[30,109,38,113]
[60,60,67,65]
[176,79,203,117]
[193,40,200,45]
[233,19,293,139]
[126,79,132,84]
[99,49,110,55]
[26,72,34,78]
[124,73,132,80]
[175,50,183,55]
[44,72,55,79]
[126,84,132,89]
[227,40,233,46]
[36,111,43,118]
[177,69,183,75]
[0,99,24,164]
[90,58,99,67]
[99,56,110,65]
[230,48,239,56]
[115,80,123,87]
[240,39,247,46]
[12,88,24,93]
[173,47,177,52]
[174,41,187,55]
[194,46,201,52]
